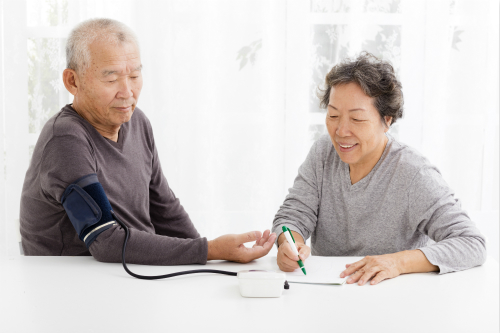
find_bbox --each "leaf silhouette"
[452,29,464,51]
[236,39,262,70]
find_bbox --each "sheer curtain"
[0,0,498,258]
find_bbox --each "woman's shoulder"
[387,135,440,180]
[310,134,337,162]
[315,134,334,151]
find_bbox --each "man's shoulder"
[49,104,93,139]
[32,105,93,156]
[130,106,153,132]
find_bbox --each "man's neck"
[71,103,120,142]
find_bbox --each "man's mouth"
[114,106,133,112]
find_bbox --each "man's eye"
[108,80,117,83]
[353,119,364,122]
[329,115,338,118]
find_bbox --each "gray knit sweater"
[273,134,486,274]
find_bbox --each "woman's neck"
[349,135,388,185]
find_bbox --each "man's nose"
[116,78,133,99]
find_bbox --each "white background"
[0,0,498,259]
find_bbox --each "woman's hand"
[340,250,439,285]
[276,231,311,272]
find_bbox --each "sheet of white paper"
[281,256,356,285]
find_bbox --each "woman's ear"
[62,69,79,96]
[384,116,392,132]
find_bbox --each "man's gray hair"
[66,18,139,73]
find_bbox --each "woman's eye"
[329,116,338,118]
[108,80,116,83]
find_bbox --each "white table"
[0,255,498,333]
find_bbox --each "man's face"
[325,82,390,169]
[76,39,143,128]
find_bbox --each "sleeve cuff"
[418,246,450,275]
[272,223,307,248]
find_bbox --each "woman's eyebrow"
[328,104,366,112]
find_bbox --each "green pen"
[282,226,307,275]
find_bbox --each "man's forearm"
[90,225,208,265]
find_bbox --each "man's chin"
[112,110,134,125]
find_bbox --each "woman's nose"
[336,118,350,137]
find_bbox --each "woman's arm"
[272,138,327,246]
[340,249,439,285]
[409,166,486,274]
[341,165,486,285]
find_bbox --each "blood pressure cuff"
[60,174,116,248]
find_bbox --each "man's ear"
[63,69,80,96]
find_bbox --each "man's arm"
[40,134,208,265]
[147,140,200,239]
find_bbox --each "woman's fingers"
[340,258,366,278]
[343,254,403,285]
[370,270,390,285]
[277,242,300,271]
[346,269,365,284]
[357,266,381,285]
[297,243,311,260]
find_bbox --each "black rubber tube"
[111,210,237,280]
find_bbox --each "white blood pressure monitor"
[237,270,287,298]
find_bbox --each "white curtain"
[0,0,498,258]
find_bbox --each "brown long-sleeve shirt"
[20,104,208,265]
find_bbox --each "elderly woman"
[272,52,486,285]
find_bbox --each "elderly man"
[20,18,276,265]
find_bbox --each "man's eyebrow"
[101,69,118,77]
[101,65,143,77]
[328,105,365,112]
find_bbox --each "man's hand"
[340,250,439,285]
[276,231,311,272]
[207,230,277,263]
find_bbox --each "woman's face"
[326,82,391,171]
